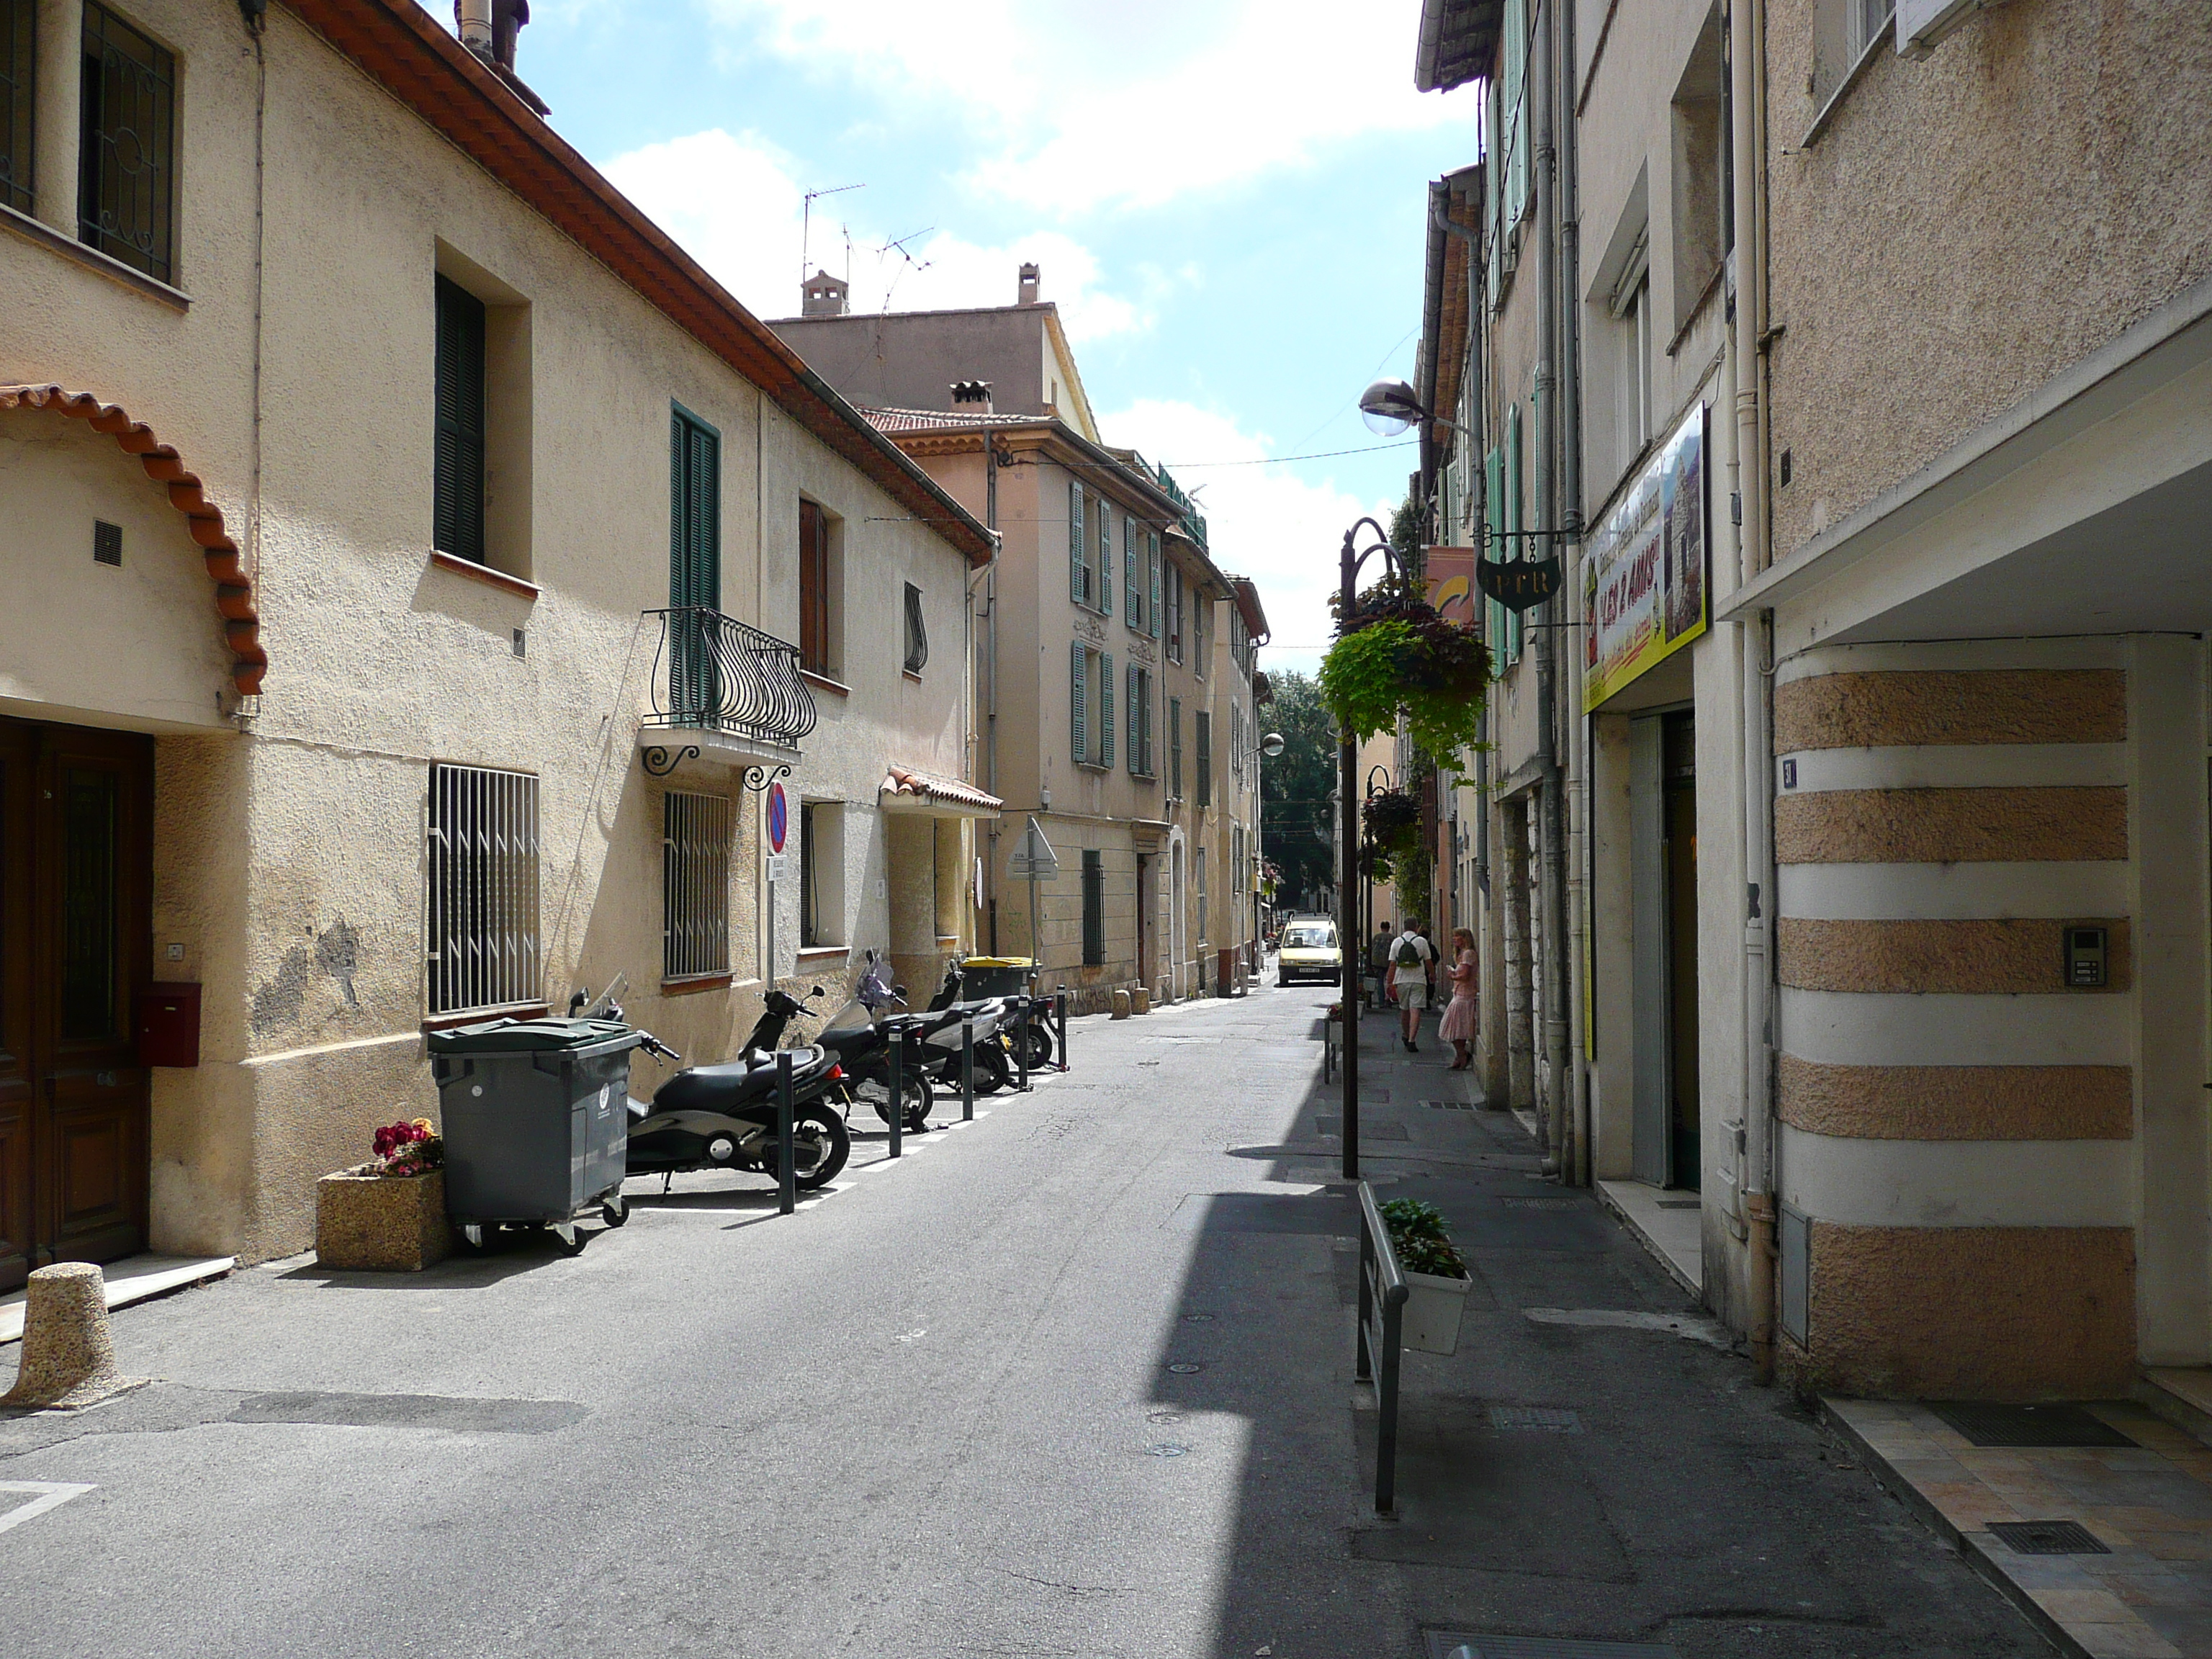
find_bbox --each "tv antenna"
[801,183,865,284]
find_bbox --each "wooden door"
[0,719,151,1292]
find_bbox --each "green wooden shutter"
[1070,481,1087,603]
[1071,639,1087,760]
[1098,505,1113,618]
[1100,651,1114,768]
[1506,403,1524,662]
[1125,518,1140,625]
[1169,697,1182,796]
[1127,663,1139,774]
[1148,535,1162,640]
[1142,672,1154,775]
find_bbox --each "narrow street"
[2,980,2048,1658]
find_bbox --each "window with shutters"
[78,2,173,283]
[426,763,540,1016]
[1194,845,1208,943]
[662,791,732,981]
[1147,534,1162,642]
[1165,562,1183,663]
[1192,591,1207,678]
[902,582,929,676]
[669,407,720,715]
[1231,697,1244,788]
[1126,665,1154,780]
[1081,850,1105,967]
[1,0,32,216]
[799,498,841,678]
[433,274,487,566]
[1195,710,1213,809]
[1069,479,1091,608]
[1169,697,1183,799]
[1124,516,1141,629]
[1095,499,1114,619]
[1070,641,1113,768]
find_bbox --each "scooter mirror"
[809,985,824,997]
[894,984,907,998]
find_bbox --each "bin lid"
[426,1016,644,1055]
[960,957,1036,970]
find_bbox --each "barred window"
[663,791,732,980]
[78,2,174,284]
[1081,850,1105,967]
[903,582,929,675]
[1,0,32,217]
[427,763,540,1015]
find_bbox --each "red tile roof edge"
[279,0,994,568]
[3,384,266,696]
[882,766,1004,813]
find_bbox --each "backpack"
[1393,935,1424,970]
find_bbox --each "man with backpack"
[1385,922,1436,1052]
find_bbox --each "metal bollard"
[888,1028,904,1159]
[775,1051,796,1216]
[1016,996,1031,1092]
[1055,989,1070,1072]
[961,1016,975,1122]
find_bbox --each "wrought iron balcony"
[644,606,817,751]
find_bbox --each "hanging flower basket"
[1319,581,1491,761]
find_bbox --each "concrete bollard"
[1132,985,1151,1015]
[1110,988,1132,1020]
[1,1262,143,1412]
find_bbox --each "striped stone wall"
[1771,643,2136,1400]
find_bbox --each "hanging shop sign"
[1477,554,1561,613]
[1583,402,1709,711]
[1420,547,1478,626]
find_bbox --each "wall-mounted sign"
[766,781,788,854]
[1421,547,1478,626]
[1478,556,1561,613]
[1583,403,1709,711]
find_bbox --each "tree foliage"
[1257,669,1339,912]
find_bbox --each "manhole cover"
[1144,1443,1190,1458]
[1426,1637,1676,1658]
[1989,1519,2111,1556]
[1166,1362,1203,1375]
[1487,1405,1582,1433]
[1932,1403,2136,1448]
[1503,1197,1579,1210]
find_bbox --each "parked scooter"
[923,961,1045,1088]
[809,954,937,1133]
[598,981,853,1192]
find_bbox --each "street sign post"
[765,783,790,979]
[1007,816,1058,968]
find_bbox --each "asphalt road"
[1,978,2052,1658]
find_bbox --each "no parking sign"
[767,782,788,853]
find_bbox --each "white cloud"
[697,0,1476,214]
[602,129,1154,340]
[1098,399,1395,678]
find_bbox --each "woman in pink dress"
[1438,927,1478,1070]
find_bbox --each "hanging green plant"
[1359,786,1423,881]
[1318,596,1493,761]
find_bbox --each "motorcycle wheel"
[858,1067,934,1133]
[792,1102,851,1189]
[973,1040,1015,1095]
[1017,1020,1054,1071]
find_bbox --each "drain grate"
[1503,1197,1580,1211]
[1426,1636,1676,1658]
[1932,1402,2137,1448]
[1988,1519,2111,1556]
[1487,1405,1583,1433]
[1424,1099,1474,1111]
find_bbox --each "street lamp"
[1334,516,1409,1182]
[1359,379,1477,439]
[1360,764,1394,1022]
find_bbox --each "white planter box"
[1402,1268,1473,1355]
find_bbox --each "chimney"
[457,1,530,73]
[801,269,850,318]
[1017,263,1040,305]
[951,380,994,413]
[456,0,492,55]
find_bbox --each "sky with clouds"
[496,1,1482,674]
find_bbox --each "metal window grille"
[427,763,540,1015]
[662,791,732,979]
[903,581,929,675]
[78,1,173,282]
[0,0,32,216]
[1081,850,1105,966]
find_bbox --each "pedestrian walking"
[1385,922,1434,1052]
[1439,926,1478,1070]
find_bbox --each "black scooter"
[619,984,853,1191]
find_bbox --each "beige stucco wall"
[1763,0,2212,557]
[3,0,979,1259]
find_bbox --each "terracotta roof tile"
[881,766,1004,814]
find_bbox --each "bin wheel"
[601,1192,629,1228]
[547,1221,586,1256]
[461,1223,498,1252]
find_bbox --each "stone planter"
[1402,1268,1473,1356]
[316,1168,454,1272]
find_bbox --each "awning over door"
[878,767,1002,819]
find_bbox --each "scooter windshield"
[822,999,874,1039]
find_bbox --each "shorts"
[1395,985,1429,1012]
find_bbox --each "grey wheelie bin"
[427,1016,644,1251]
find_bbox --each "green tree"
[1259,670,1339,911]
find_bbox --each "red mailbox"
[138,983,202,1068]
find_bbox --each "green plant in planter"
[1380,1197,1467,1280]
